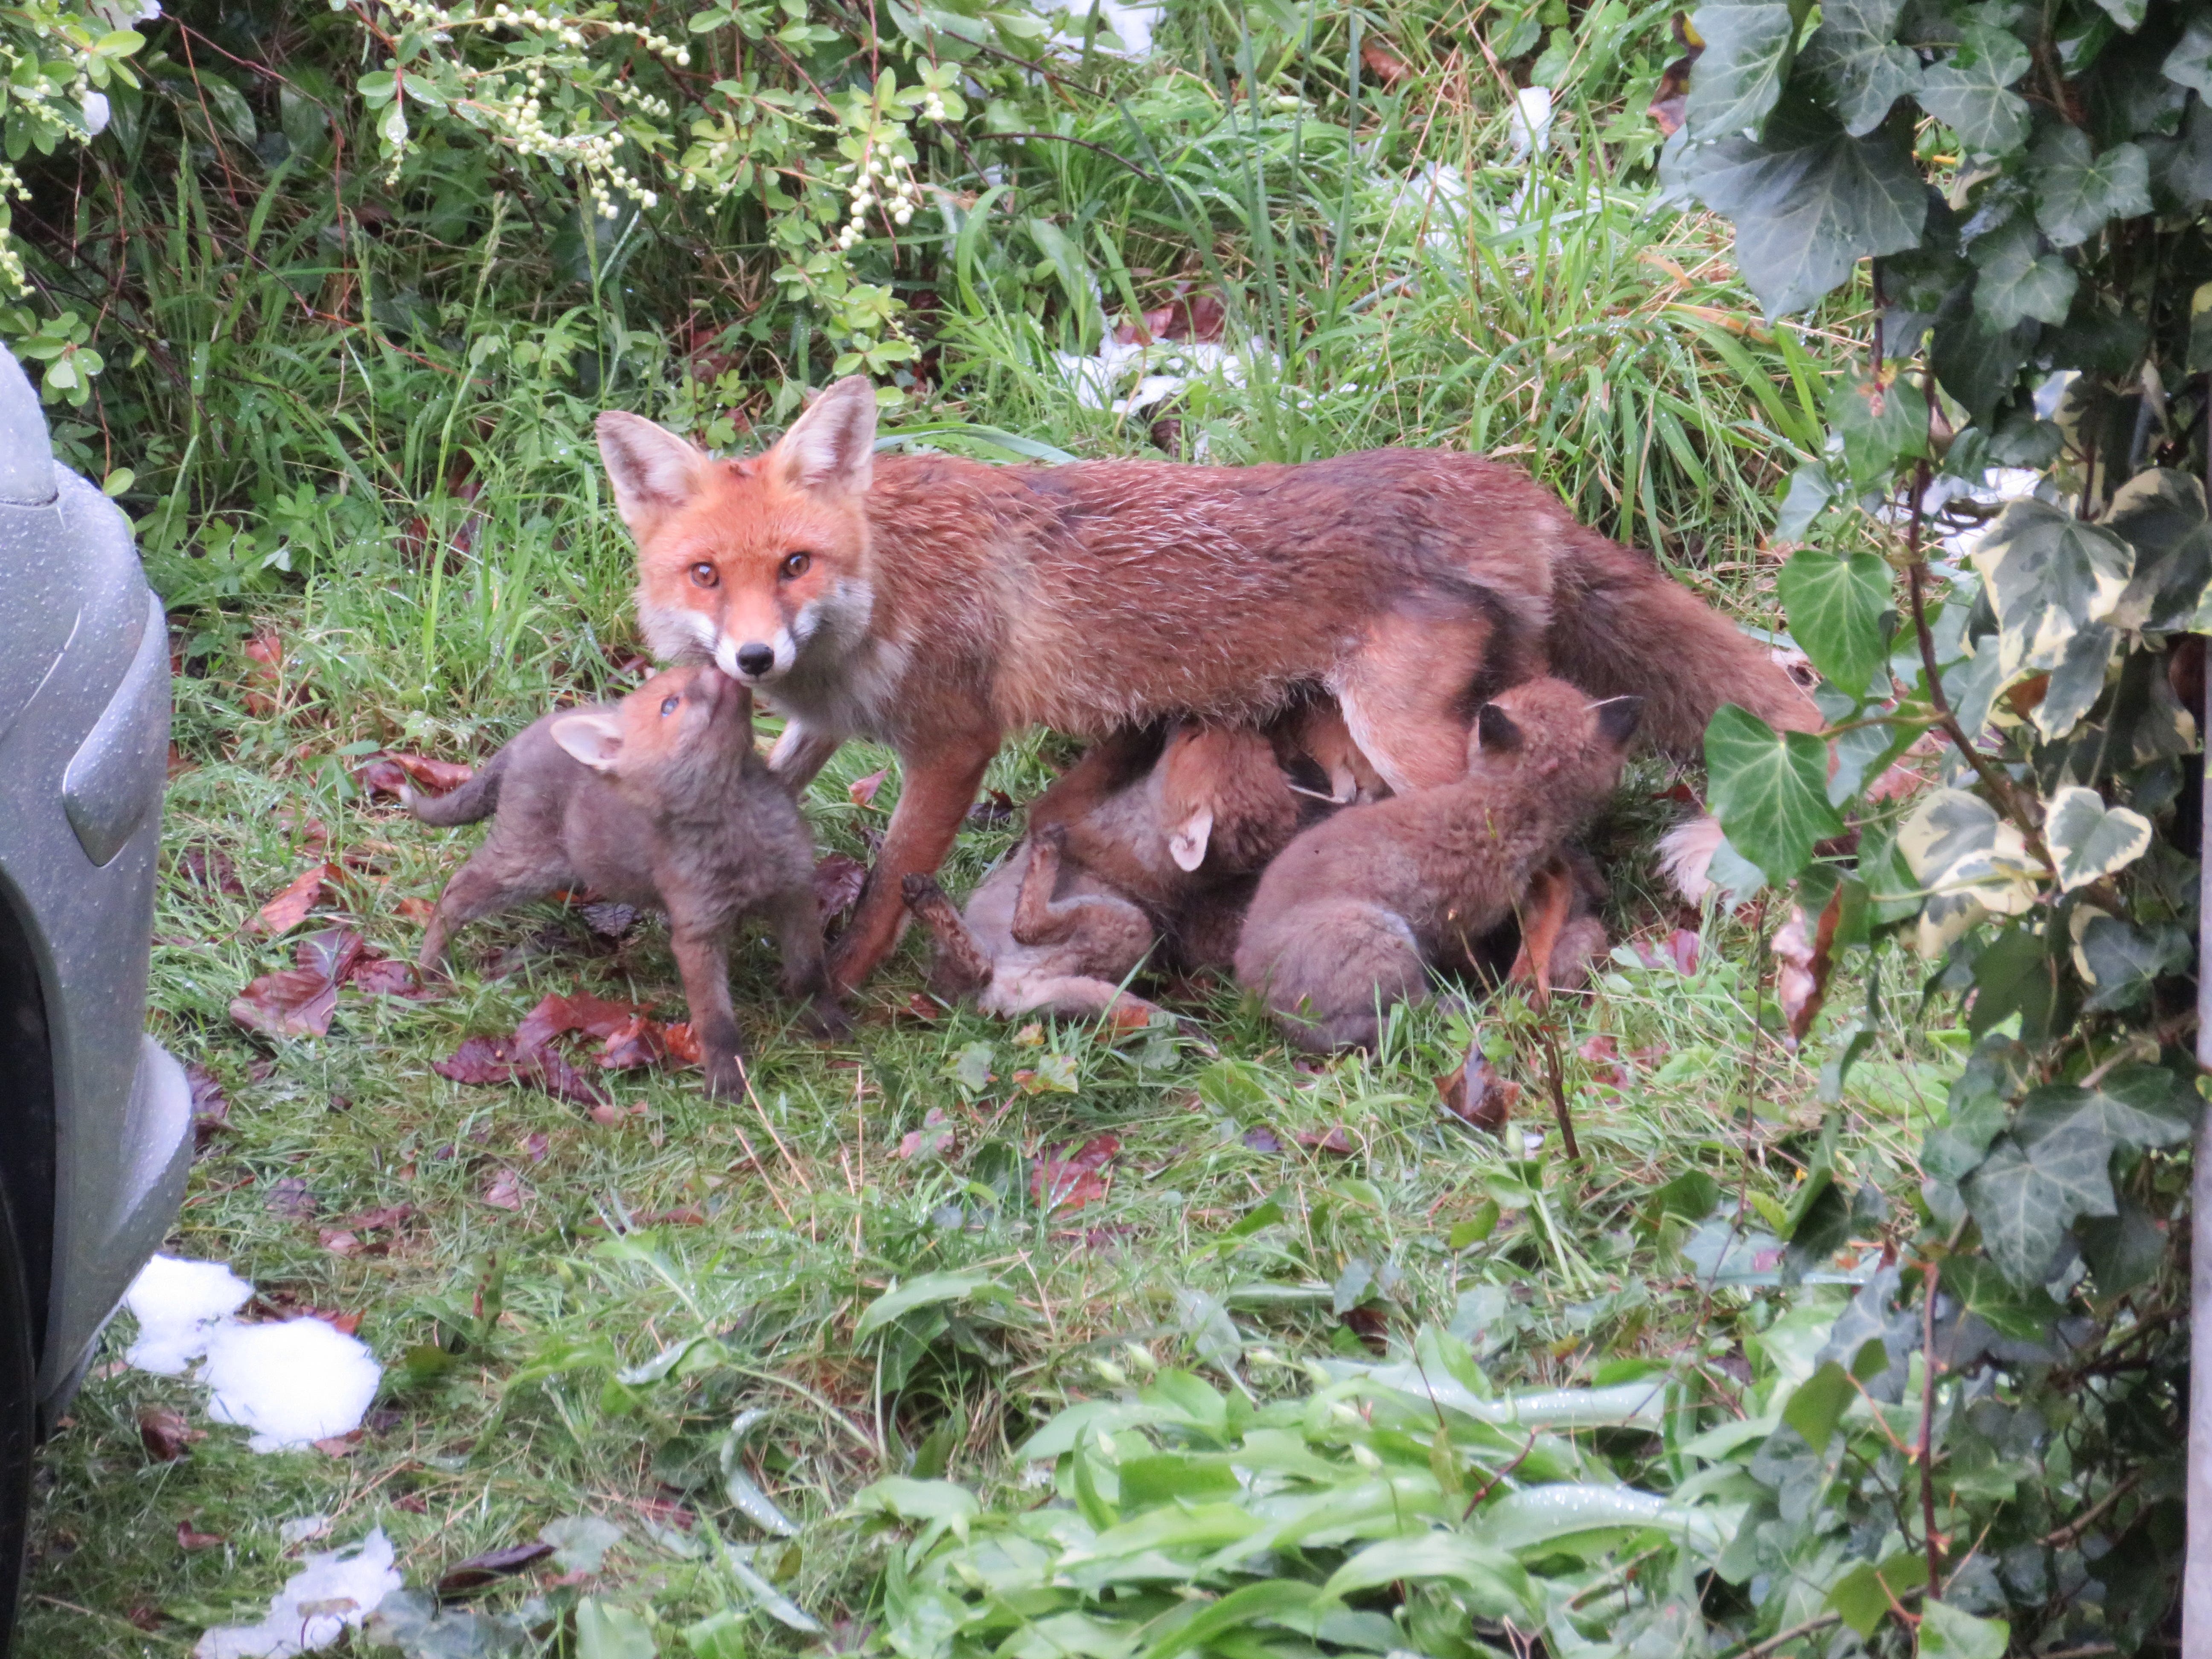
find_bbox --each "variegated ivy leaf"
[2030,621,2116,742]
[1898,788,2042,917]
[2042,786,2152,891]
[1918,890,1991,959]
[2103,469,2211,633]
[1972,499,2134,680]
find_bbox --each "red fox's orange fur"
[597,378,1818,989]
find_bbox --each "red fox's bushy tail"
[405,748,510,827]
[1545,525,1820,755]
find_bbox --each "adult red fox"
[598,377,1816,989]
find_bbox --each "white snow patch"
[202,1319,382,1452]
[124,1255,252,1374]
[122,1256,381,1453]
[192,1528,402,1659]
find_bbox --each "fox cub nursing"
[408,664,840,1098]
[1235,678,1639,1052]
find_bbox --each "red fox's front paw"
[703,1049,749,1101]
[803,996,852,1039]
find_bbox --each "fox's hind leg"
[1009,826,1156,978]
[901,873,995,1001]
[1332,603,1539,792]
[416,838,562,976]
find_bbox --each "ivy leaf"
[1828,371,1928,488]
[2165,14,2212,99]
[1972,499,2134,673]
[1962,1121,2117,1287]
[1703,704,1845,881]
[1677,97,1926,315]
[1797,0,1920,136]
[2032,128,2151,247]
[2075,915,2192,1012]
[1916,23,2032,155]
[2031,621,2116,741]
[2086,0,2144,27]
[2102,469,2211,632]
[1970,215,2077,329]
[1778,550,1892,696]
[1938,1254,2059,1341]
[2015,1065,2199,1152]
[1896,788,2041,912]
[1780,1360,1854,1453]
[1683,0,1800,138]
[1828,1553,1930,1637]
[1774,462,1835,540]
[2043,786,2152,891]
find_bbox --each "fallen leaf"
[436,1541,555,1596]
[341,1203,414,1232]
[1033,1132,1120,1213]
[126,1606,164,1631]
[393,1494,429,1515]
[483,1168,526,1211]
[1772,886,1843,1049]
[396,896,437,923]
[813,853,868,919]
[314,1432,364,1457]
[178,845,245,896]
[515,991,645,1054]
[1359,34,1411,84]
[1669,929,1701,976]
[662,1022,704,1066]
[1436,1051,1518,1136]
[186,1064,230,1148]
[139,1405,204,1462]
[966,789,1017,826]
[902,993,940,1022]
[598,1012,669,1071]
[519,1131,552,1163]
[251,864,342,937]
[848,767,888,808]
[1647,12,1702,136]
[634,1206,707,1227]
[1242,1125,1285,1153]
[387,753,474,793]
[1577,1033,1631,1090]
[1295,1126,1357,1155]
[347,956,427,998]
[318,1230,363,1257]
[1507,857,1575,1001]
[588,1103,626,1127]
[434,1035,612,1108]
[240,629,284,717]
[897,1107,956,1161]
[311,1308,364,1336]
[1116,286,1229,346]
[581,901,639,937]
[231,927,371,1038]
[177,1521,224,1551]
[356,758,410,797]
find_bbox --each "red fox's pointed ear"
[597,412,710,539]
[768,376,877,498]
[1592,696,1643,747]
[1474,703,1524,754]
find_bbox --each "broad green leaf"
[1962,1121,2117,1287]
[2165,14,2212,99]
[1678,98,1926,316]
[851,1477,980,1524]
[1896,789,2040,912]
[1973,499,2134,674]
[1828,372,1927,489]
[720,1542,823,1632]
[684,1609,748,1659]
[1780,1360,1854,1452]
[2032,127,2151,247]
[2103,469,2210,632]
[722,1409,800,1536]
[1917,1599,2010,1659]
[1144,1581,1319,1659]
[2015,1066,2198,1153]
[1916,23,2031,154]
[1970,215,2076,329]
[1797,0,1919,135]
[2030,621,2116,740]
[1321,1533,1536,1621]
[944,1041,993,1092]
[1703,704,1844,881]
[575,1600,658,1659]
[379,98,409,149]
[856,1270,1004,1338]
[1773,461,1835,539]
[541,1515,626,1574]
[2075,915,2192,1012]
[1118,1452,1240,1507]
[1938,1254,2059,1340]
[2086,0,2143,28]
[1828,1552,1932,1636]
[1683,0,1798,139]
[1465,1485,1729,1557]
[2043,786,2152,890]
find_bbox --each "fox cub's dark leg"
[669,927,747,1100]
[901,873,995,1000]
[765,887,849,1038]
[416,839,560,976]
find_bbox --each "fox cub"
[900,704,1355,1024]
[408,664,841,1097]
[1234,678,1639,1052]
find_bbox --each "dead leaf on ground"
[314,1431,364,1457]
[1669,929,1701,976]
[318,1230,365,1258]
[519,1131,552,1163]
[1242,1125,1286,1153]
[230,928,361,1038]
[1647,12,1702,135]
[1359,34,1411,84]
[1507,857,1576,1001]
[662,1022,704,1066]
[250,863,343,937]
[435,1035,611,1108]
[265,1177,317,1219]
[178,845,245,896]
[387,753,474,795]
[1577,1033,1632,1090]
[139,1405,204,1462]
[348,955,428,998]
[966,789,1017,826]
[897,1107,956,1161]
[186,1064,230,1148]
[1294,1126,1357,1155]
[848,767,889,808]
[177,1521,225,1551]
[436,1541,555,1596]
[483,1168,527,1211]
[240,629,284,717]
[356,758,410,797]
[1033,1132,1120,1213]
[515,991,641,1051]
[1436,1051,1518,1137]
[1115,285,1228,346]
[393,1494,429,1515]
[1772,887,1842,1049]
[814,853,868,922]
[581,902,639,937]
[395,896,437,923]
[341,1203,413,1232]
[599,1012,669,1071]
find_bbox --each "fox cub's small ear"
[1168,806,1215,872]
[597,412,710,539]
[770,375,877,498]
[1474,703,1524,754]
[552,712,626,774]
[1593,696,1643,747]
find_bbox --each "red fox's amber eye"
[780,551,812,581]
[660,696,680,716]
[689,562,718,588]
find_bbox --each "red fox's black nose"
[736,643,775,677]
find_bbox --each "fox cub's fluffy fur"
[409,664,840,1097]
[1235,678,1639,1052]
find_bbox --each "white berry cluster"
[0,165,26,293]
[838,144,921,248]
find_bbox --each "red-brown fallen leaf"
[482,1168,526,1211]
[126,1606,165,1631]
[251,863,342,937]
[515,991,644,1054]
[177,1521,224,1551]
[1651,780,1701,806]
[898,1108,956,1161]
[1436,1051,1518,1136]
[1506,857,1576,1002]
[240,629,284,717]
[348,956,427,998]
[396,896,437,923]
[1359,34,1411,83]
[139,1405,204,1462]
[314,1431,364,1457]
[813,853,869,919]
[588,1102,627,1127]
[1647,13,1702,136]
[1773,886,1843,1050]
[319,1230,363,1257]
[265,1177,317,1219]
[662,1022,704,1066]
[179,844,245,895]
[393,1493,429,1515]
[902,993,941,1022]
[302,1307,363,1336]
[436,1541,555,1596]
[1295,1126,1357,1155]
[1242,1125,1286,1153]
[1033,1132,1120,1213]
[1670,929,1701,976]
[966,789,1017,826]
[634,1206,708,1227]
[387,753,474,794]
[186,1064,230,1148]
[1115,287,1228,346]
[341,1203,414,1232]
[598,1012,669,1071]
[518,1131,551,1163]
[434,1035,611,1108]
[847,767,888,808]
[357,758,410,797]
[1577,1033,1632,1090]
[230,971,337,1038]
